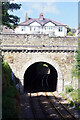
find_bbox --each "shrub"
[2,61,13,90]
[2,61,19,119]
[65,85,74,93]
[67,31,75,36]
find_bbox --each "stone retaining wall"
[0,34,78,47]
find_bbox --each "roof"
[19,13,67,26]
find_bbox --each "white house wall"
[30,21,41,26]
[26,26,30,34]
[15,21,67,36]
[44,22,55,27]
[15,26,30,34]
[15,26,21,34]
[55,26,67,36]
[43,22,55,35]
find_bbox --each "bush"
[69,89,80,101]
[67,31,75,36]
[65,85,74,93]
[2,61,13,91]
[2,61,19,119]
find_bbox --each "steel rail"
[41,73,78,120]
[51,92,78,120]
[41,76,63,119]
[45,92,65,120]
[41,76,73,119]
[45,92,78,120]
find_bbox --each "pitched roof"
[19,13,67,26]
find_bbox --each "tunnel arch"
[20,57,63,93]
[24,62,58,92]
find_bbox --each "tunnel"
[24,62,58,93]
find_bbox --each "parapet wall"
[0,34,78,47]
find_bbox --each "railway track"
[29,92,63,119]
[28,75,79,120]
[51,92,78,119]
[42,75,79,119]
[37,92,62,120]
[29,92,79,119]
[45,92,78,120]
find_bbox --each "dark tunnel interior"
[24,62,58,93]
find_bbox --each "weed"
[65,85,73,93]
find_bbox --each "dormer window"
[30,26,40,31]
[59,27,63,32]
[45,26,53,30]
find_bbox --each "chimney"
[40,13,43,20]
[25,12,28,21]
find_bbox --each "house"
[15,13,67,36]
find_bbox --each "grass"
[69,89,79,101]
[2,86,19,119]
[65,85,73,94]
[2,61,20,119]
[60,88,80,111]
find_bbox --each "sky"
[9,1,79,28]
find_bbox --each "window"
[51,26,53,30]
[45,26,49,30]
[30,26,40,31]
[34,27,35,31]
[35,26,40,31]
[45,26,53,31]
[48,26,50,30]
[30,26,31,31]
[59,27,63,32]
[21,26,25,31]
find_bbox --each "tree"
[2,2,21,29]
[67,26,75,36]
[67,26,71,33]
[78,24,80,30]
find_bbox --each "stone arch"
[20,56,63,93]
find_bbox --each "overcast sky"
[9,1,79,28]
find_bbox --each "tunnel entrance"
[24,62,58,93]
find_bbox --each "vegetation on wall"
[64,38,80,110]
[2,61,19,119]
[72,38,80,79]
[65,85,73,94]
